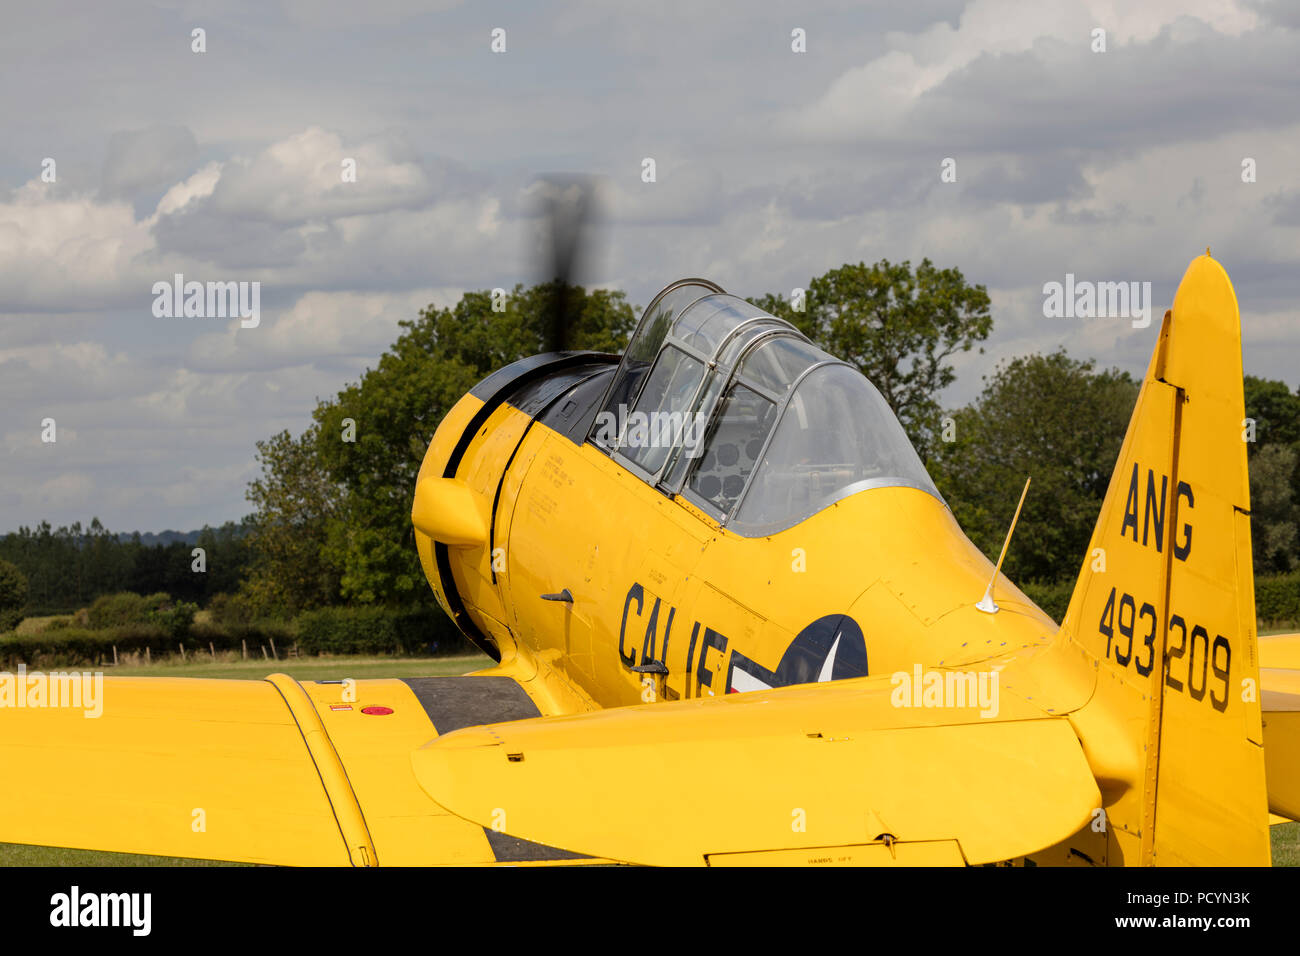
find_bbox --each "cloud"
[277,0,464,28]
[3,0,1300,534]
[185,287,459,372]
[0,126,507,317]
[0,182,155,312]
[200,127,438,224]
[606,163,729,226]
[1268,189,1300,226]
[100,125,199,199]
[786,0,1265,146]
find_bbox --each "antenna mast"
[975,476,1031,614]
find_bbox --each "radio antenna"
[976,476,1031,614]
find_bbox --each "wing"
[410,672,1102,866]
[0,672,594,866]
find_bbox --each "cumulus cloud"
[787,0,1262,143]
[199,127,437,224]
[2,0,1299,533]
[0,125,509,315]
[0,182,155,311]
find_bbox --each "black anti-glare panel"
[534,365,615,444]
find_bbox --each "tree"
[1243,376,1300,571]
[246,283,637,607]
[0,519,255,613]
[1250,443,1298,574]
[196,522,253,598]
[242,427,345,614]
[1244,376,1300,450]
[0,558,28,632]
[751,259,992,459]
[928,350,1139,583]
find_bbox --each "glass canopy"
[590,281,943,536]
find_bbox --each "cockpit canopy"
[589,279,942,536]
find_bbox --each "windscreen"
[596,282,715,444]
[620,345,705,475]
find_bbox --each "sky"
[2,0,1299,533]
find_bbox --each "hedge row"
[1019,579,1075,623]
[295,606,474,656]
[1021,572,1300,625]
[0,621,295,667]
[1256,572,1300,623]
[0,605,476,666]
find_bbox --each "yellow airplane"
[1,252,1297,867]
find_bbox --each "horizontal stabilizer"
[1261,634,1300,820]
[412,675,1101,866]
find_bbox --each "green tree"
[0,558,28,632]
[1244,376,1300,450]
[0,519,254,613]
[196,522,253,599]
[928,349,1139,584]
[1249,443,1298,573]
[751,258,992,458]
[1243,376,1300,571]
[242,427,345,614]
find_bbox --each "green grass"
[1271,822,1300,866]
[103,652,491,680]
[0,844,248,866]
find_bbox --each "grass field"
[1,650,1296,867]
[0,844,250,866]
[102,652,491,680]
[1272,822,1300,866]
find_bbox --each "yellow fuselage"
[415,383,1056,715]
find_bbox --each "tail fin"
[1057,253,1268,865]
